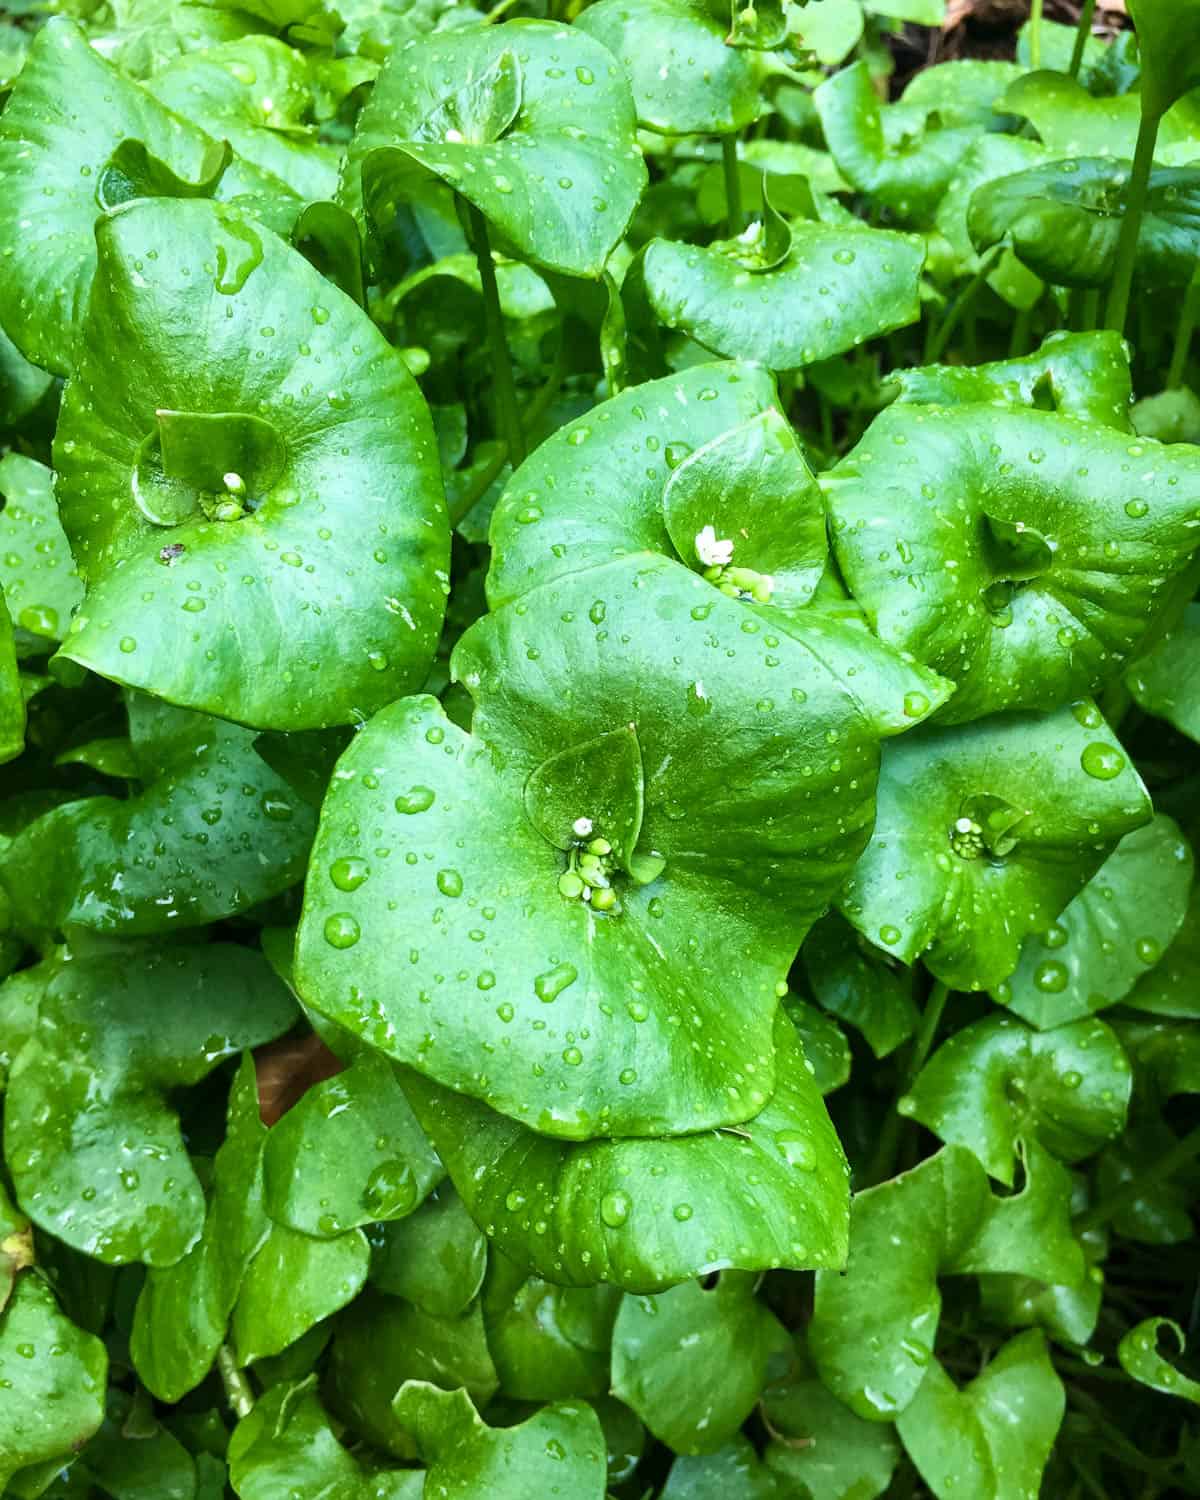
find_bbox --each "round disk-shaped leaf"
[54,197,448,730]
[826,403,1200,723]
[342,21,645,278]
[837,705,1153,991]
[401,1012,849,1292]
[296,551,894,1141]
[0,16,301,376]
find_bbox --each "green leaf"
[261,1051,442,1236]
[576,0,763,135]
[346,22,645,279]
[0,455,83,649]
[611,1273,789,1455]
[0,1274,107,1495]
[895,1331,1064,1500]
[813,62,978,227]
[1127,0,1200,120]
[826,404,1200,723]
[3,943,296,1266]
[401,1010,849,1291]
[54,196,448,730]
[801,911,918,1059]
[1128,603,1200,742]
[969,158,1200,290]
[1131,386,1200,444]
[838,706,1152,990]
[130,1057,269,1403]
[0,964,46,1093]
[232,1220,369,1367]
[0,16,301,376]
[228,1378,424,1500]
[394,1381,606,1500]
[639,218,924,372]
[0,591,24,766]
[296,548,908,1141]
[1125,885,1200,1018]
[524,723,645,873]
[793,0,865,67]
[483,1255,619,1402]
[662,1435,785,1499]
[810,1144,1082,1420]
[1,693,316,938]
[887,330,1134,430]
[762,1364,900,1500]
[994,71,1193,161]
[901,58,1022,130]
[77,1390,197,1500]
[330,1289,497,1459]
[0,1181,32,1316]
[902,1014,1132,1183]
[727,0,790,50]
[996,815,1193,1029]
[1118,1317,1200,1403]
[784,996,851,1095]
[292,200,366,307]
[368,1184,487,1318]
[0,323,55,433]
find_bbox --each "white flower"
[695,524,734,567]
[572,816,594,837]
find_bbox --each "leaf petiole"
[466,199,527,467]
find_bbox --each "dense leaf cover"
[1,1,1199,1497]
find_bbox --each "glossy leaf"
[0,16,300,375]
[801,911,918,1059]
[1127,0,1200,119]
[76,1389,197,1500]
[3,943,297,1265]
[1,693,316,938]
[0,1274,107,1496]
[902,1014,1132,1183]
[54,196,448,730]
[830,402,1200,722]
[997,815,1193,1029]
[483,1256,618,1402]
[1118,1317,1200,1403]
[1127,603,1200,743]
[1125,885,1200,1019]
[0,594,24,766]
[785,997,851,1096]
[662,1435,784,1499]
[838,706,1152,990]
[611,1273,789,1454]
[232,1220,369,1366]
[0,1182,32,1316]
[895,1331,1064,1500]
[576,0,762,136]
[345,22,645,279]
[0,455,82,649]
[762,1364,900,1500]
[639,219,923,372]
[368,1184,487,1318]
[401,1011,850,1290]
[0,964,46,1093]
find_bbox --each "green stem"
[466,200,526,468]
[1069,0,1097,79]
[1080,288,1100,332]
[1009,303,1035,358]
[1030,0,1044,68]
[722,134,744,237]
[865,980,950,1186]
[217,1344,254,1420]
[1105,108,1162,335]
[1075,1123,1200,1234]
[926,245,1004,363]
[1168,273,1200,389]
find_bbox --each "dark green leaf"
[1118,1317,1200,1403]
[802,911,918,1060]
[231,1220,369,1366]
[369,1184,486,1318]
[662,1435,785,1499]
[0,455,83,649]
[483,1255,618,1402]
[1127,603,1200,743]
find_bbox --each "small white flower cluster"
[695,524,734,567]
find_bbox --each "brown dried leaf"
[254,1033,344,1126]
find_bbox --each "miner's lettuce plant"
[1,1,1200,1497]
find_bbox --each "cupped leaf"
[1,693,316,938]
[483,1255,618,1402]
[228,1378,424,1500]
[292,200,366,307]
[969,158,1200,289]
[996,815,1193,1029]
[1127,0,1200,120]
[838,705,1152,990]
[130,1057,269,1403]
[344,22,645,279]
[0,455,82,649]
[3,943,297,1266]
[826,403,1200,723]
[801,912,918,1059]
[895,1331,1064,1500]
[611,1273,789,1456]
[887,331,1134,430]
[901,1014,1131,1183]
[639,218,924,372]
[813,61,978,227]
[261,1050,442,1236]
[0,1274,108,1495]
[368,1184,487,1318]
[54,196,448,730]
[395,1380,606,1499]
[297,550,903,1141]
[1118,1318,1200,1403]
[810,1143,1082,1420]
[576,0,762,135]
[1127,603,1200,743]
[401,1011,849,1291]
[0,16,301,376]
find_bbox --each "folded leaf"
[1118,1317,1200,1403]
[54,197,448,730]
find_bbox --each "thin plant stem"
[1069,0,1098,79]
[926,245,1004,363]
[1080,287,1101,332]
[483,0,521,20]
[722,135,744,237]
[865,979,950,1186]
[1168,273,1200,389]
[466,200,526,467]
[1009,303,1035,357]
[217,1344,254,1420]
[1075,1123,1200,1234]
[1106,108,1162,334]
[1030,0,1044,67]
